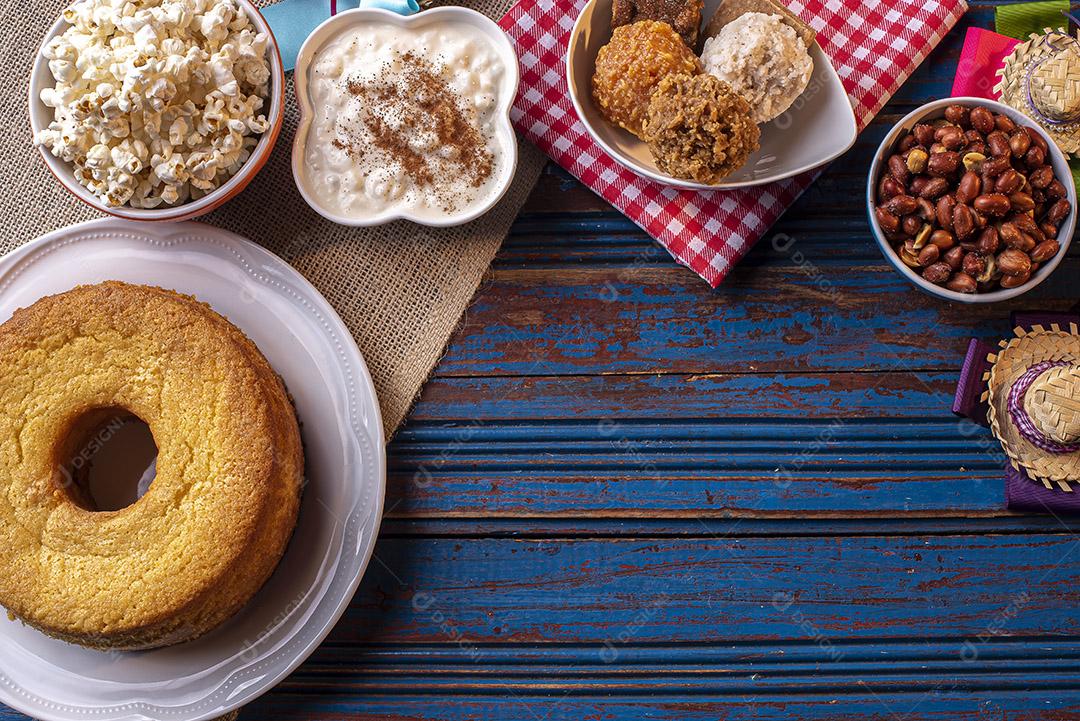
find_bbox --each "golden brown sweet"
[643,73,760,183]
[611,0,704,47]
[592,20,702,138]
[0,282,303,650]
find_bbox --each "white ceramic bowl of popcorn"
[28,0,285,222]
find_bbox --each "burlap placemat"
[7,0,544,438]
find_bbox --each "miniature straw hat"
[996,28,1080,156]
[983,322,1080,491]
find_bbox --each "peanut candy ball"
[591,20,701,138]
[643,73,760,184]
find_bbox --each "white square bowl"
[291,7,520,227]
[565,0,858,189]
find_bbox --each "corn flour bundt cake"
[0,281,303,650]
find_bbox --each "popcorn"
[35,0,271,207]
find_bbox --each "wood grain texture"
[5,4,1080,721]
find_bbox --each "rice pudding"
[301,20,509,222]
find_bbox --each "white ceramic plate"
[292,7,520,227]
[0,219,385,721]
[566,0,859,189]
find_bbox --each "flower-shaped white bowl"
[866,97,1076,304]
[566,0,858,190]
[291,7,520,227]
[27,0,285,222]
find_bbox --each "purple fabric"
[1006,462,1080,513]
[953,338,994,426]
[1007,361,1080,454]
[966,311,1080,514]
[1011,310,1079,330]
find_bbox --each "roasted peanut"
[906,148,929,174]
[939,127,965,150]
[930,229,955,250]
[1000,270,1032,288]
[1025,125,1049,153]
[927,151,961,177]
[1048,198,1071,225]
[981,155,1011,177]
[946,272,977,293]
[962,152,986,172]
[916,177,949,199]
[997,248,1032,276]
[962,251,987,277]
[1025,144,1045,169]
[879,175,904,201]
[994,114,1017,133]
[1030,239,1061,263]
[899,243,921,268]
[987,131,1011,157]
[944,105,970,126]
[1047,179,1067,200]
[902,214,923,236]
[888,154,909,183]
[917,243,940,266]
[875,207,900,233]
[973,193,1010,216]
[956,171,981,203]
[885,194,918,215]
[943,246,964,270]
[998,222,1021,247]
[975,226,999,255]
[952,203,976,239]
[936,195,955,230]
[994,169,1024,194]
[970,106,994,134]
[1009,129,1031,157]
[913,123,936,147]
[1029,165,1054,189]
[1008,191,1035,213]
[922,262,952,284]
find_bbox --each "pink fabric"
[498,0,969,286]
[951,26,1019,99]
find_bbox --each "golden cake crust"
[0,281,303,650]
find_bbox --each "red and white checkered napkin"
[497,0,969,286]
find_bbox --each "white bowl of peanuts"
[867,97,1075,303]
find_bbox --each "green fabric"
[996,0,1069,40]
[996,1,1080,188]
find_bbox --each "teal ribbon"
[262,0,420,72]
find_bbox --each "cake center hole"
[60,411,158,512]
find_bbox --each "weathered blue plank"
[387,417,1006,516]
[408,372,962,421]
[234,693,1080,721]
[432,263,1078,377]
[317,534,1080,645]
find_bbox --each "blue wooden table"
[6,3,1080,719]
